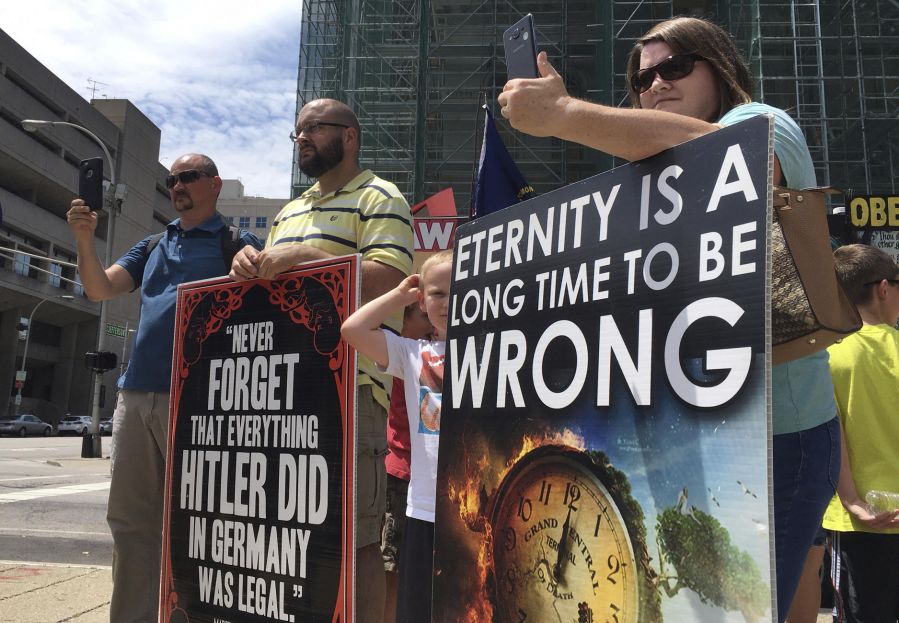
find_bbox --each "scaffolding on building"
[295,0,898,208]
[727,0,899,197]
[294,0,649,208]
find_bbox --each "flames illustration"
[443,428,587,623]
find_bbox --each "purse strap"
[772,186,840,211]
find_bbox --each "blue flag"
[471,107,536,218]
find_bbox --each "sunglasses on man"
[864,278,899,287]
[289,121,349,142]
[165,169,211,189]
[631,53,706,94]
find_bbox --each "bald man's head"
[299,99,361,135]
[294,99,362,175]
[167,153,222,218]
[171,153,218,177]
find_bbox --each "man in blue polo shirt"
[67,153,263,623]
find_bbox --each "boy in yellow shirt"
[823,244,899,622]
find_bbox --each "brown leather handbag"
[771,187,862,364]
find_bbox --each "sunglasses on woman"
[165,169,211,189]
[631,53,706,94]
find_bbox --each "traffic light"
[84,351,118,372]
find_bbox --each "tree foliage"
[656,506,768,621]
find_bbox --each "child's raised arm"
[341,274,421,368]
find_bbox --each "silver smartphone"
[503,14,538,80]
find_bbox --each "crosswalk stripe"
[0,481,110,504]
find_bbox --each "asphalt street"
[0,435,114,622]
[0,435,113,567]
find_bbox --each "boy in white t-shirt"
[341,250,452,623]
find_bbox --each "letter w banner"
[471,106,536,218]
[161,255,359,623]
[434,116,779,621]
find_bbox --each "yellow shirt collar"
[300,169,376,200]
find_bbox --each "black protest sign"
[161,256,358,623]
[434,116,775,622]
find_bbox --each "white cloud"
[1,0,300,198]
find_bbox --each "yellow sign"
[849,196,899,229]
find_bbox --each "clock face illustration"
[488,445,656,623]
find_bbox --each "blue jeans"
[773,416,840,622]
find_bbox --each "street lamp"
[15,295,75,415]
[21,121,116,187]
[22,119,124,457]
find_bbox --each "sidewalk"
[0,561,111,623]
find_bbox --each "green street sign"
[106,323,127,338]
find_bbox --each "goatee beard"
[173,193,193,212]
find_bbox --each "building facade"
[217,179,287,241]
[295,0,898,209]
[0,28,174,423]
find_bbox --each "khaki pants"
[106,390,169,623]
[356,385,388,548]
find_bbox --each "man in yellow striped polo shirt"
[230,99,413,623]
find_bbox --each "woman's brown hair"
[626,17,753,120]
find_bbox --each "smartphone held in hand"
[503,14,538,80]
[78,157,104,211]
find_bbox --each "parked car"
[0,414,53,437]
[99,418,113,436]
[57,415,92,436]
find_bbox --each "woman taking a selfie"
[498,16,839,621]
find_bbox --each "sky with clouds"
[2,0,300,198]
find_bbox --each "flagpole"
[469,92,487,219]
